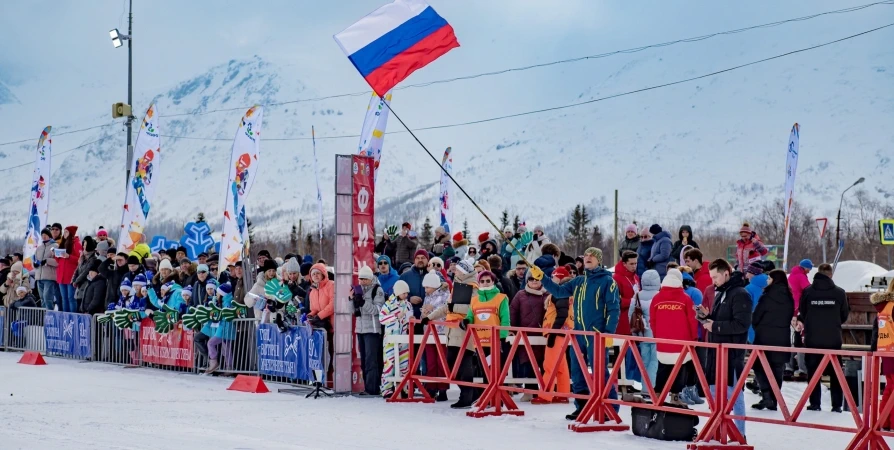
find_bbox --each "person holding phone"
[55,225,82,313]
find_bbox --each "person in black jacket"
[81,259,108,315]
[698,259,751,437]
[670,225,699,264]
[751,269,795,411]
[102,252,129,307]
[796,263,849,412]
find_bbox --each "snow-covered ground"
[0,352,870,449]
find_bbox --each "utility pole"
[613,189,619,266]
[125,0,134,188]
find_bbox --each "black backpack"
[631,406,698,441]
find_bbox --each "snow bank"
[808,260,888,291]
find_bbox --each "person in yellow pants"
[533,266,573,404]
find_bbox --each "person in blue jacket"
[743,262,768,344]
[648,224,673,280]
[636,227,654,279]
[376,255,400,296]
[532,247,620,420]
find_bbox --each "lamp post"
[110,0,133,187]
[835,177,865,244]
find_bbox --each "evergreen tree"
[500,210,510,232]
[462,219,470,240]
[290,224,299,253]
[304,233,315,258]
[513,215,520,233]
[590,225,605,259]
[420,217,434,249]
[195,212,206,223]
[567,204,591,256]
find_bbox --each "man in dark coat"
[797,263,849,412]
[699,259,751,436]
[102,252,130,307]
[81,259,108,315]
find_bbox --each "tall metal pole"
[125,0,134,188]
[613,189,619,266]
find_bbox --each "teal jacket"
[541,266,620,348]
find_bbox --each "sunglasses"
[378,262,389,266]
[479,279,494,284]
[431,263,442,267]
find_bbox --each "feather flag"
[782,123,799,271]
[219,106,263,270]
[22,126,52,272]
[118,104,161,252]
[357,91,392,181]
[439,147,453,233]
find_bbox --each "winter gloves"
[546,334,557,348]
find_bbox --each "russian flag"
[334,0,459,97]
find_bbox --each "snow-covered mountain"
[0,16,892,241]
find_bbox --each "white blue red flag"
[334,0,459,96]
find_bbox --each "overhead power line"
[155,1,894,118]
[0,136,115,173]
[1,1,889,146]
[155,24,893,142]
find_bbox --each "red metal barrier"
[850,351,894,450]
[386,322,894,449]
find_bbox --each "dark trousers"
[424,345,448,391]
[358,333,383,395]
[806,353,842,408]
[194,332,210,359]
[452,347,478,405]
[656,360,695,395]
[754,352,785,399]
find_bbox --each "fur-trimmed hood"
[871,291,894,305]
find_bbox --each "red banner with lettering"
[139,318,195,368]
[352,155,376,282]
[352,155,375,392]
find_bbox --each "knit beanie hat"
[393,280,410,297]
[132,274,147,286]
[583,247,603,264]
[181,286,193,297]
[159,259,173,271]
[649,224,662,235]
[217,283,233,296]
[799,259,813,270]
[739,222,753,234]
[477,270,496,284]
[358,266,376,280]
[625,224,638,233]
[206,279,219,290]
[300,262,313,276]
[423,272,441,289]
[16,285,28,294]
[661,268,684,288]
[454,260,474,276]
[414,249,430,260]
[429,256,444,268]
[452,232,464,244]
[745,262,764,276]
[119,279,133,293]
[127,255,142,265]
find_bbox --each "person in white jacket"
[630,269,660,384]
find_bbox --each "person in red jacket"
[55,225,82,312]
[650,268,699,406]
[613,250,642,387]
[682,248,712,296]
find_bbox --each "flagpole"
[381,102,532,267]
[312,126,324,258]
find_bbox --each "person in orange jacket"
[532,266,573,404]
[307,263,334,329]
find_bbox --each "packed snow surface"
[0,352,867,449]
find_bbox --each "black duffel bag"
[631,406,699,441]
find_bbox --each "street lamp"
[109,0,134,188]
[835,177,865,244]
